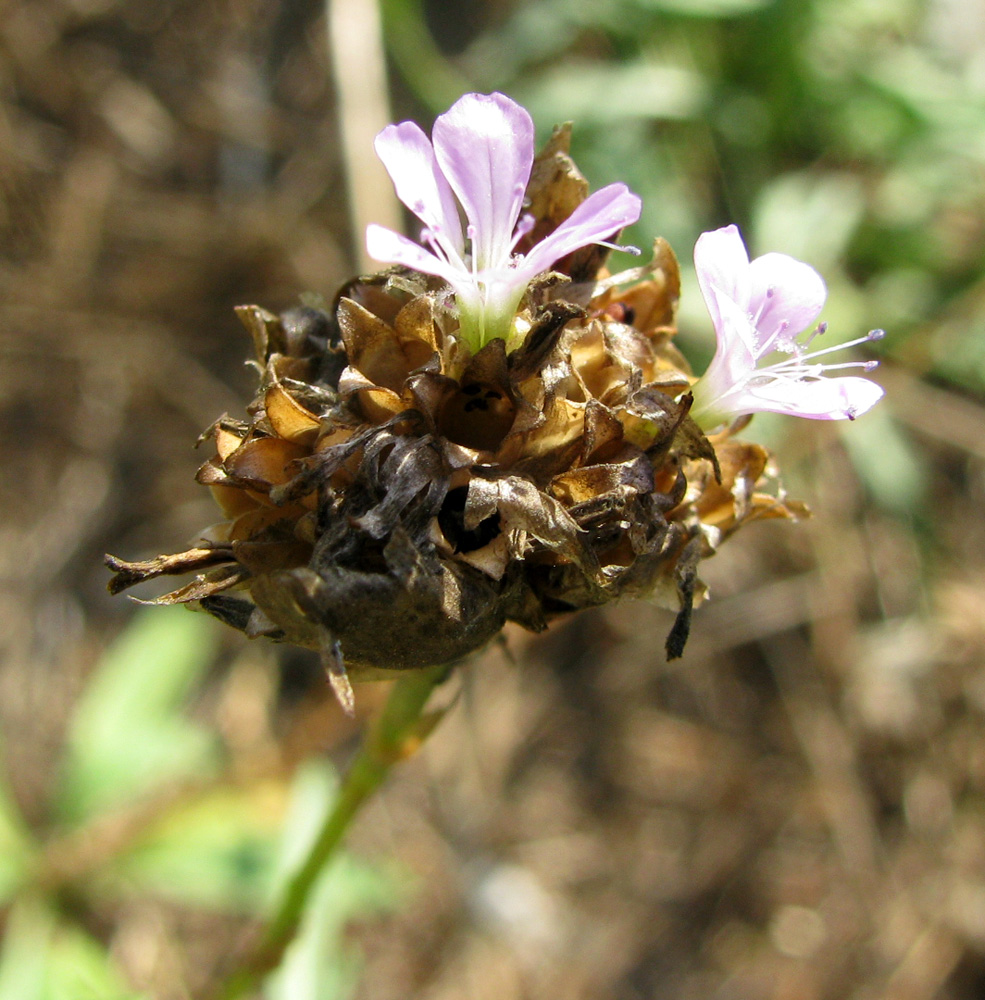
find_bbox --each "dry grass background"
[3,0,985,998]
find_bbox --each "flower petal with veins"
[521,183,643,278]
[740,374,887,420]
[747,252,826,353]
[374,121,464,257]
[431,93,534,269]
[365,224,460,285]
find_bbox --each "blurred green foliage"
[0,610,396,999]
[0,897,143,1000]
[57,608,220,824]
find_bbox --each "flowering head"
[690,225,885,429]
[366,92,642,354]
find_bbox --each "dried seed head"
[107,125,806,701]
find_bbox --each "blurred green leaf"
[111,761,404,927]
[633,0,774,14]
[48,922,147,1000]
[840,406,926,515]
[109,781,284,911]
[864,47,975,128]
[0,745,35,905]
[0,898,146,1000]
[264,761,404,1000]
[752,172,866,268]
[58,607,219,823]
[929,301,985,393]
[0,898,50,1000]
[380,0,473,111]
[517,61,706,127]
[264,855,400,1000]
[464,0,585,83]
[266,760,340,901]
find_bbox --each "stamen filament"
[597,239,642,255]
[769,359,879,374]
[782,330,883,365]
[758,319,789,356]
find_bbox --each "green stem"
[378,0,473,113]
[214,664,450,1000]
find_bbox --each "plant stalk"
[213,664,450,1000]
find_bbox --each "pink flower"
[690,225,885,427]
[366,92,642,353]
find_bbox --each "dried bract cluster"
[107,128,804,705]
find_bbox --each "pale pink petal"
[694,225,752,331]
[374,122,463,254]
[747,252,826,354]
[741,375,885,420]
[365,224,461,285]
[432,92,534,269]
[519,183,643,278]
[690,290,758,425]
[709,284,762,370]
